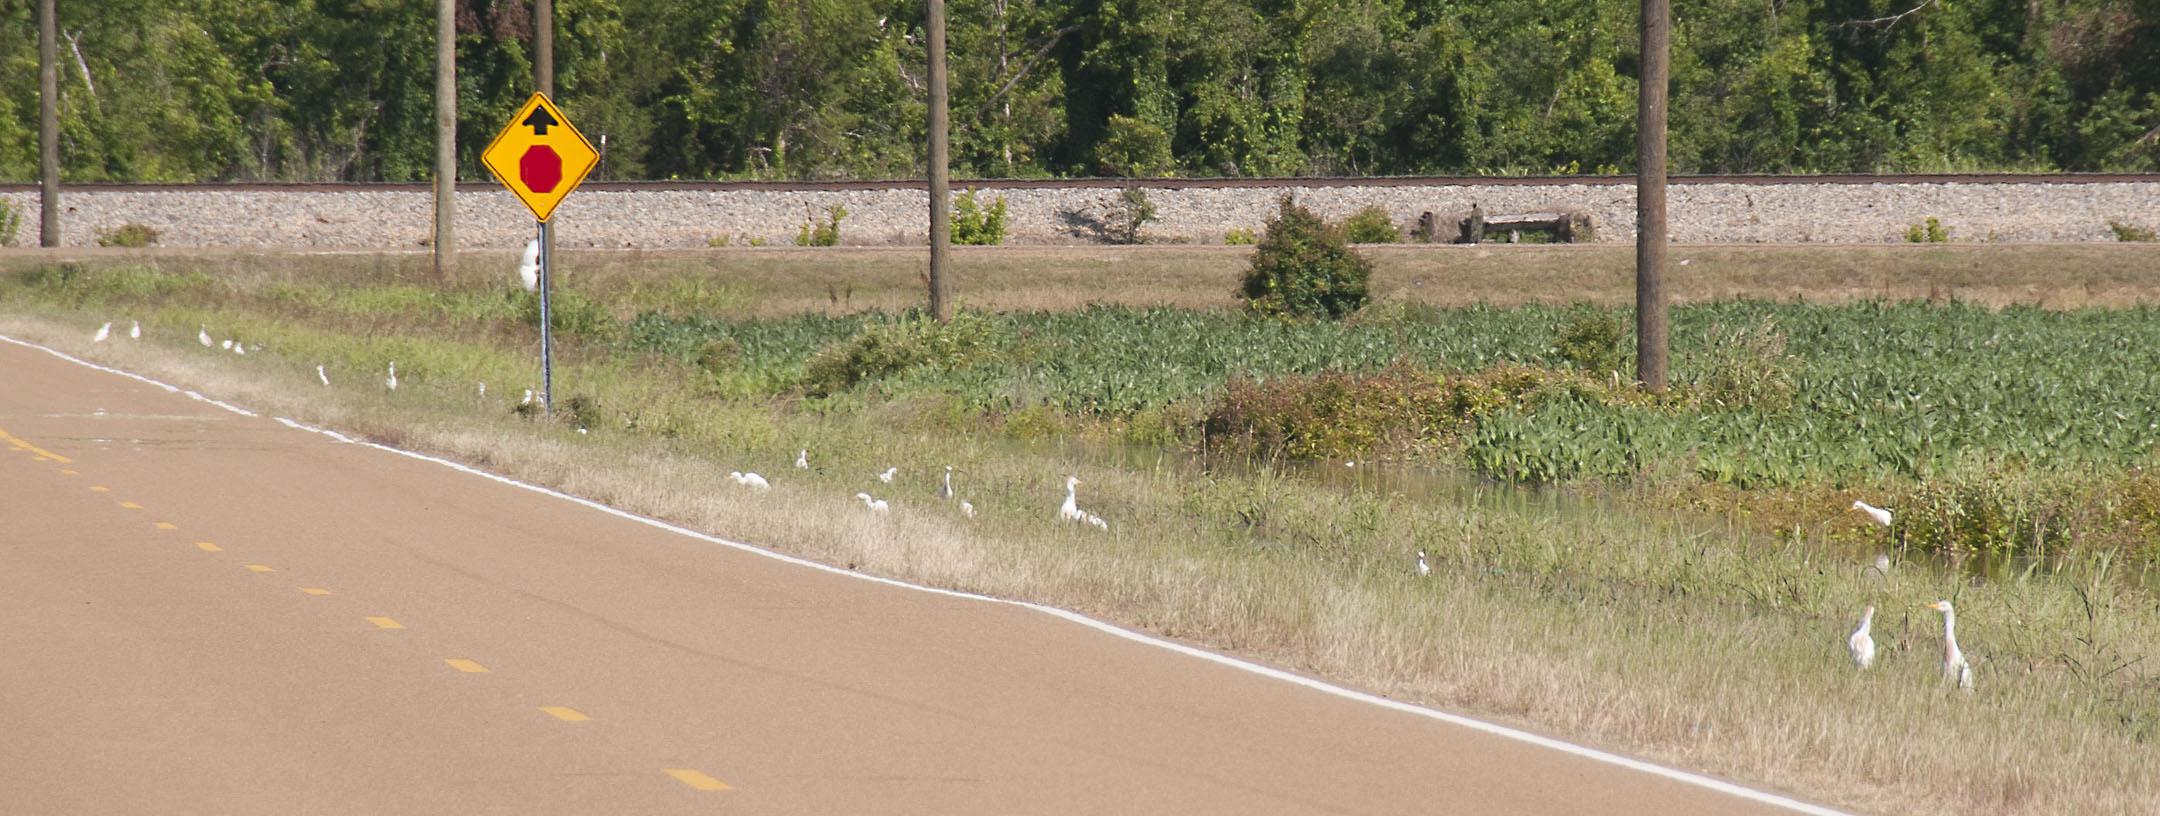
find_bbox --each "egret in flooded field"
[1848,605,1877,669]
[1852,500,1893,527]
[1928,600,1974,692]
[385,361,399,391]
[93,322,110,343]
[729,471,771,490]
[518,238,541,292]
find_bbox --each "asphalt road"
[0,337,1822,815]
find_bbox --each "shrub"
[1108,187,1157,245]
[1238,196,1373,320]
[951,190,1008,246]
[2108,220,2156,242]
[1692,316,1800,411]
[96,223,160,248]
[801,311,1000,396]
[560,394,605,430]
[1551,308,1628,375]
[1341,206,1402,244]
[1905,217,1949,243]
[795,204,847,247]
[1096,114,1173,177]
[0,199,20,247]
[1224,227,1258,245]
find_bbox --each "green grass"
[3,248,2159,814]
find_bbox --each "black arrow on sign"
[522,107,559,136]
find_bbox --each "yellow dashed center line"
[117,501,142,510]
[299,587,333,596]
[153,522,177,530]
[444,659,490,674]
[539,706,590,722]
[663,769,732,791]
[0,427,74,463]
[195,542,222,552]
[244,564,275,573]
[366,616,405,630]
[89,485,109,493]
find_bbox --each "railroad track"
[3,172,2157,194]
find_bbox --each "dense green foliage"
[1238,197,1373,319]
[4,0,2159,182]
[950,189,1009,245]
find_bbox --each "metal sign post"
[537,220,554,412]
[481,93,595,417]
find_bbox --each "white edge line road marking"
[0,333,1849,816]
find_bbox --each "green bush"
[1905,217,1949,243]
[1096,114,1173,177]
[796,204,847,247]
[801,311,1000,396]
[2108,220,2156,242]
[0,199,20,247]
[1551,308,1628,375]
[1109,187,1157,245]
[1224,227,1258,245]
[1340,206,1402,244]
[96,223,160,248]
[951,190,1008,246]
[1238,197,1373,320]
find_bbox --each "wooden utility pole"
[1635,0,1671,392]
[535,0,553,95]
[38,0,59,247]
[926,0,953,322]
[433,0,457,278]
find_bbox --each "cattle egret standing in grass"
[220,339,233,351]
[1852,500,1893,527]
[518,238,541,292]
[317,365,330,387]
[1084,512,1109,531]
[198,326,213,347]
[129,320,140,340]
[856,492,889,513]
[1417,550,1431,577]
[1059,476,1084,523]
[796,449,810,470]
[521,389,534,406]
[93,322,110,342]
[960,500,976,518]
[1928,600,1974,691]
[1869,553,1892,579]
[1849,606,1877,669]
[730,471,771,490]
[385,362,399,391]
[939,466,955,500]
[232,341,245,356]
[878,467,898,483]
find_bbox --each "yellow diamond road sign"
[482,93,598,223]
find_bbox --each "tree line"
[1,0,2155,183]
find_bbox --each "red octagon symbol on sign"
[520,146,563,194]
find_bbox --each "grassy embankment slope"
[2,243,2157,815]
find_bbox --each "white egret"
[385,361,399,391]
[1848,605,1877,670]
[855,492,889,513]
[1868,553,1892,580]
[198,326,213,347]
[521,389,535,406]
[517,238,541,292]
[729,471,771,490]
[939,465,955,500]
[796,449,810,470]
[1084,512,1109,531]
[232,341,245,356]
[93,322,111,342]
[1927,600,1974,691]
[1852,500,1893,527]
[317,365,330,386]
[129,320,140,340]
[1416,549,1431,577]
[478,382,486,400]
[878,467,898,483]
[960,500,976,518]
[1059,476,1084,523]
[220,339,233,350]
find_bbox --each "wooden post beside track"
[1636,0,1671,392]
[927,0,953,323]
